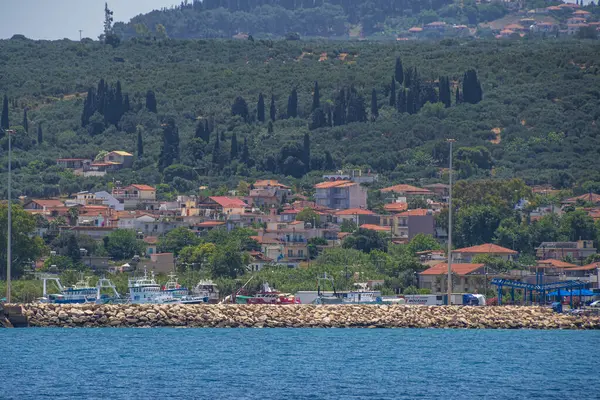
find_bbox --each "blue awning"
[547,289,595,297]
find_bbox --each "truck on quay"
[403,294,486,306]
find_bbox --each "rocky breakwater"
[17,303,600,329]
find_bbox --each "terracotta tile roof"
[360,224,390,232]
[143,236,159,244]
[209,196,248,208]
[195,221,226,227]
[254,180,290,189]
[408,27,423,32]
[566,263,600,271]
[129,184,155,191]
[537,259,577,268]
[280,209,301,215]
[380,184,432,194]
[338,232,351,239]
[27,199,65,208]
[314,180,353,189]
[420,263,485,276]
[250,236,281,244]
[398,209,430,217]
[565,193,600,203]
[453,243,517,254]
[384,203,409,213]
[335,208,375,216]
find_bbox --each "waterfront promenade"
[12,303,600,329]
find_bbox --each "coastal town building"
[393,209,435,240]
[536,240,596,261]
[419,263,487,294]
[314,180,367,210]
[451,243,517,263]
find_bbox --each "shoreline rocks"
[12,303,600,329]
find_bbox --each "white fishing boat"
[191,280,220,303]
[40,275,98,304]
[128,268,180,304]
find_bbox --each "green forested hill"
[112,0,509,39]
[1,37,600,198]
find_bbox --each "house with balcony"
[452,243,517,263]
[314,180,367,210]
[380,184,433,203]
[196,196,248,218]
[334,208,377,225]
[191,220,226,236]
[112,184,157,210]
[419,263,487,294]
[247,180,292,207]
[393,209,435,240]
[23,199,65,213]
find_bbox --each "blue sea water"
[1,328,598,400]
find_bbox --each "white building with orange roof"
[451,243,518,263]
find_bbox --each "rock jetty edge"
[13,303,600,329]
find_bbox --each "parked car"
[590,300,600,308]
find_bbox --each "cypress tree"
[270,94,276,121]
[115,80,124,121]
[303,132,310,172]
[371,88,378,120]
[397,89,406,113]
[1,94,9,130]
[137,126,144,158]
[241,136,249,164]
[37,123,43,144]
[312,81,320,111]
[81,87,95,127]
[439,76,451,108]
[267,121,274,134]
[333,88,346,126]
[406,89,415,115]
[404,68,412,88]
[158,118,179,171]
[395,57,404,85]
[212,130,221,165]
[22,108,28,132]
[455,87,461,105]
[287,88,298,118]
[230,132,238,159]
[145,90,157,113]
[204,120,211,141]
[309,108,326,130]
[346,87,367,123]
[389,77,396,107]
[257,93,265,122]
[462,69,483,104]
[195,119,208,142]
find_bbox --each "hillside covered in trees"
[112,0,512,39]
[0,36,600,198]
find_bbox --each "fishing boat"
[191,280,220,303]
[95,277,124,304]
[128,268,179,304]
[311,274,382,305]
[161,273,190,298]
[40,276,98,304]
[243,283,300,305]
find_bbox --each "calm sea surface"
[1,328,598,400]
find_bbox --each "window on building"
[298,250,304,257]
[288,249,293,257]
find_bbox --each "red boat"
[242,283,301,305]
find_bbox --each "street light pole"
[6,129,15,303]
[447,139,456,305]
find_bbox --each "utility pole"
[79,30,83,41]
[6,129,15,303]
[447,139,455,305]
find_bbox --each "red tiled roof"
[254,180,290,189]
[453,243,517,254]
[360,224,390,232]
[129,184,155,191]
[398,209,430,216]
[143,236,159,244]
[566,263,600,271]
[250,236,281,244]
[195,221,226,227]
[27,199,65,208]
[314,180,354,189]
[537,259,577,268]
[335,208,375,216]
[380,184,432,194]
[420,263,485,276]
[384,203,409,213]
[280,209,302,214]
[565,193,600,203]
[209,196,248,208]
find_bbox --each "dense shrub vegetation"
[0,37,600,198]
